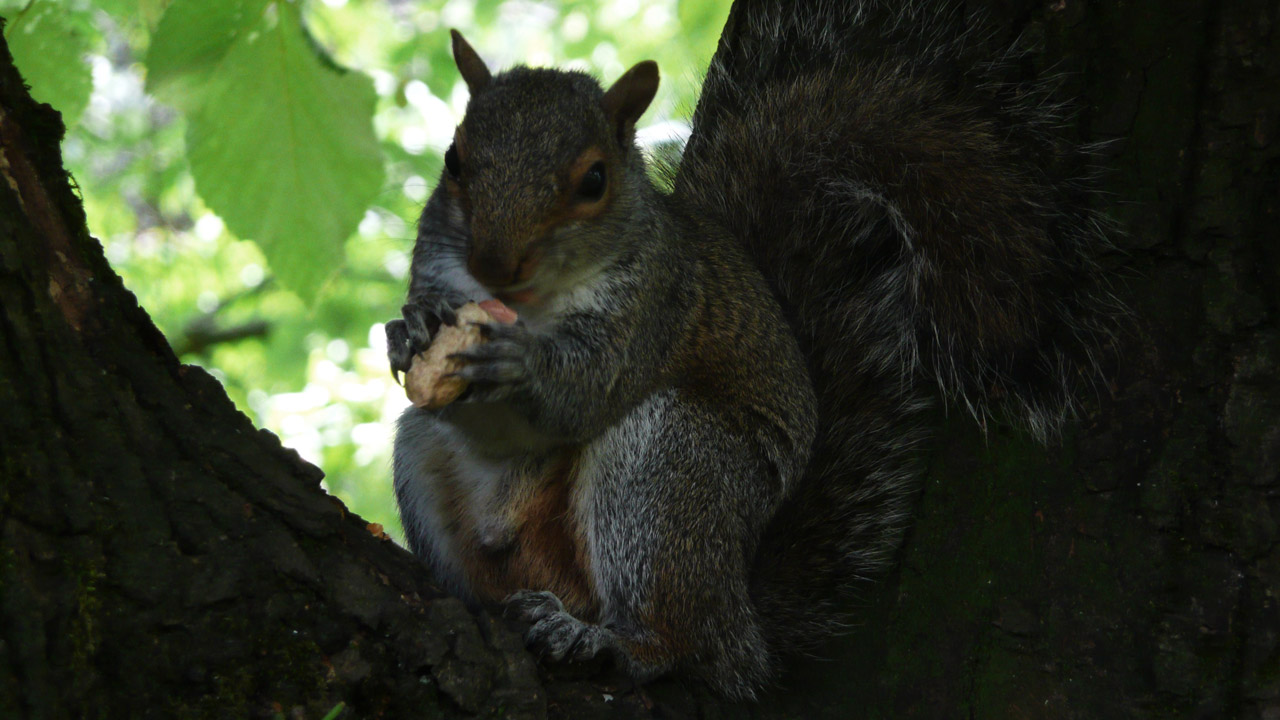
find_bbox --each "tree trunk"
[758,1,1279,718]
[1,1,1276,719]
[0,22,555,720]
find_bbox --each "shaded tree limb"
[2,0,1278,718]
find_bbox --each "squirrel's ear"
[451,30,491,92]
[602,61,659,147]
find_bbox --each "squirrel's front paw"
[386,295,458,383]
[447,321,535,403]
[505,590,610,662]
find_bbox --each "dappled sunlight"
[8,0,730,544]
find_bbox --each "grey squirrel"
[385,2,1117,700]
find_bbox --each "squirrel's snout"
[466,249,514,287]
[467,245,540,290]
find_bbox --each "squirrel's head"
[441,31,659,301]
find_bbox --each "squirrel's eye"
[444,143,461,179]
[577,162,606,201]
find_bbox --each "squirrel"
[385,2,1117,701]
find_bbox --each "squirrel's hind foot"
[506,590,614,663]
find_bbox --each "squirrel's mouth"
[495,288,539,305]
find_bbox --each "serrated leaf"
[145,0,267,110]
[4,1,95,127]
[186,3,384,302]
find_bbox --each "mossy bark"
[2,0,1277,718]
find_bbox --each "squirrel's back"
[673,0,1119,651]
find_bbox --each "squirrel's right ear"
[451,30,491,92]
[602,61,659,148]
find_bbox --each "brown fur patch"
[556,147,612,222]
[516,147,617,259]
[448,449,598,620]
[447,143,617,287]
[481,147,616,286]
[443,126,467,201]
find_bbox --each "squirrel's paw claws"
[504,590,565,621]
[475,320,524,340]
[449,324,534,401]
[505,591,605,662]
[526,612,593,661]
[385,318,414,376]
[388,294,461,374]
[400,295,457,350]
[448,347,526,380]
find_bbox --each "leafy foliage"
[183,4,383,301]
[3,1,94,127]
[145,0,265,105]
[0,0,732,540]
[146,0,384,301]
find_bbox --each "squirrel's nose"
[467,245,541,289]
[467,249,518,288]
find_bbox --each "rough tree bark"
[1,1,1276,719]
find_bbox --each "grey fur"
[390,1,1118,700]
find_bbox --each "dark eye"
[577,161,606,200]
[444,142,461,179]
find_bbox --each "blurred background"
[1,0,732,541]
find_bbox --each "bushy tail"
[673,0,1119,653]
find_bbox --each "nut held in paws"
[404,301,516,409]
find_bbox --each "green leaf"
[185,3,384,301]
[4,1,95,128]
[145,0,267,110]
[92,0,165,28]
[421,39,458,101]
[677,0,723,35]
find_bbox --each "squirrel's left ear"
[451,29,491,92]
[602,61,659,148]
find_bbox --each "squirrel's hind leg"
[394,406,525,598]
[509,390,782,699]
